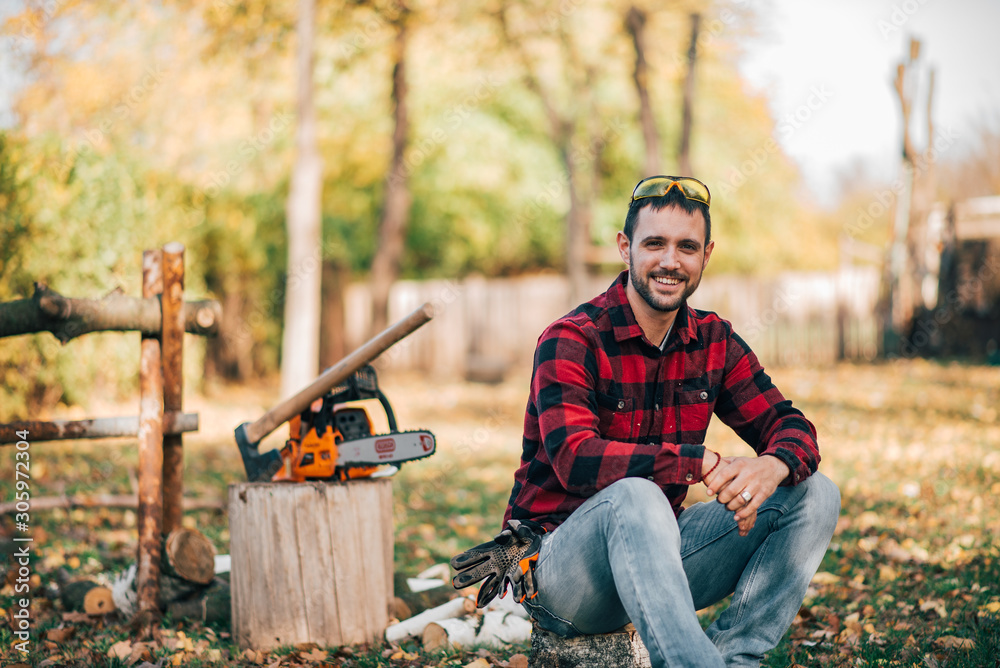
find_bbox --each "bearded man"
[457,176,841,668]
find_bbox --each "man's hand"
[450,520,545,607]
[703,455,789,537]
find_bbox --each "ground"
[1,359,999,667]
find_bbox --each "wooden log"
[0,494,222,515]
[385,595,475,643]
[229,479,394,650]
[423,610,531,651]
[0,412,198,444]
[59,580,118,615]
[161,242,186,534]
[60,580,99,612]
[136,249,164,625]
[0,282,220,342]
[529,621,651,668]
[166,578,231,627]
[85,586,117,615]
[163,527,216,585]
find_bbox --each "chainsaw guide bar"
[335,429,436,469]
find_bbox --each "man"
[458,176,840,667]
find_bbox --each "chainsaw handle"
[376,389,398,432]
[243,302,434,446]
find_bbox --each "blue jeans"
[520,473,840,668]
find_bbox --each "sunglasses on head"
[630,175,711,207]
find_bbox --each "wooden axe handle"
[244,302,434,445]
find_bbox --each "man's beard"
[630,263,702,313]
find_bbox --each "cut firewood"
[163,527,216,585]
[61,580,100,613]
[84,586,116,615]
[423,610,531,651]
[390,596,412,621]
[384,595,475,643]
[166,578,231,627]
[422,619,465,652]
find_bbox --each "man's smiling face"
[618,204,714,316]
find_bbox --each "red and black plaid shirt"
[503,271,820,530]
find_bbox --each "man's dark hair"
[623,188,711,245]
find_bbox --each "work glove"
[450,519,546,608]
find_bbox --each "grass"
[2,359,999,666]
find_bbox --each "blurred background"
[3,4,1000,664]
[1,0,998,418]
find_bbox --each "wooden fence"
[343,266,881,378]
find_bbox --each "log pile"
[384,590,532,651]
[108,527,229,626]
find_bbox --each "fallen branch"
[0,494,224,515]
[0,282,220,342]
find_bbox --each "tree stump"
[229,479,393,650]
[529,621,651,668]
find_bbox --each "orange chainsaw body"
[272,401,380,482]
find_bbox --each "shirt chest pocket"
[595,392,637,441]
[675,388,714,439]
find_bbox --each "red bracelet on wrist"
[703,451,721,480]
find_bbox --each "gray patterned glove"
[450,519,545,608]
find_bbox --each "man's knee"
[801,471,841,530]
[605,476,672,509]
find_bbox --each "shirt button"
[655,403,660,411]
[699,391,708,400]
[617,400,625,410]
[685,473,693,481]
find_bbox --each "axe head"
[235,422,283,482]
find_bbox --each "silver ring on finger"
[740,490,753,503]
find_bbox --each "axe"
[235,303,434,481]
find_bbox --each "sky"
[737,0,1000,206]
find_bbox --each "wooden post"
[161,242,185,534]
[229,479,394,650]
[137,250,165,626]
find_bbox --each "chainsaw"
[236,365,435,482]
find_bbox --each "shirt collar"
[607,270,698,347]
